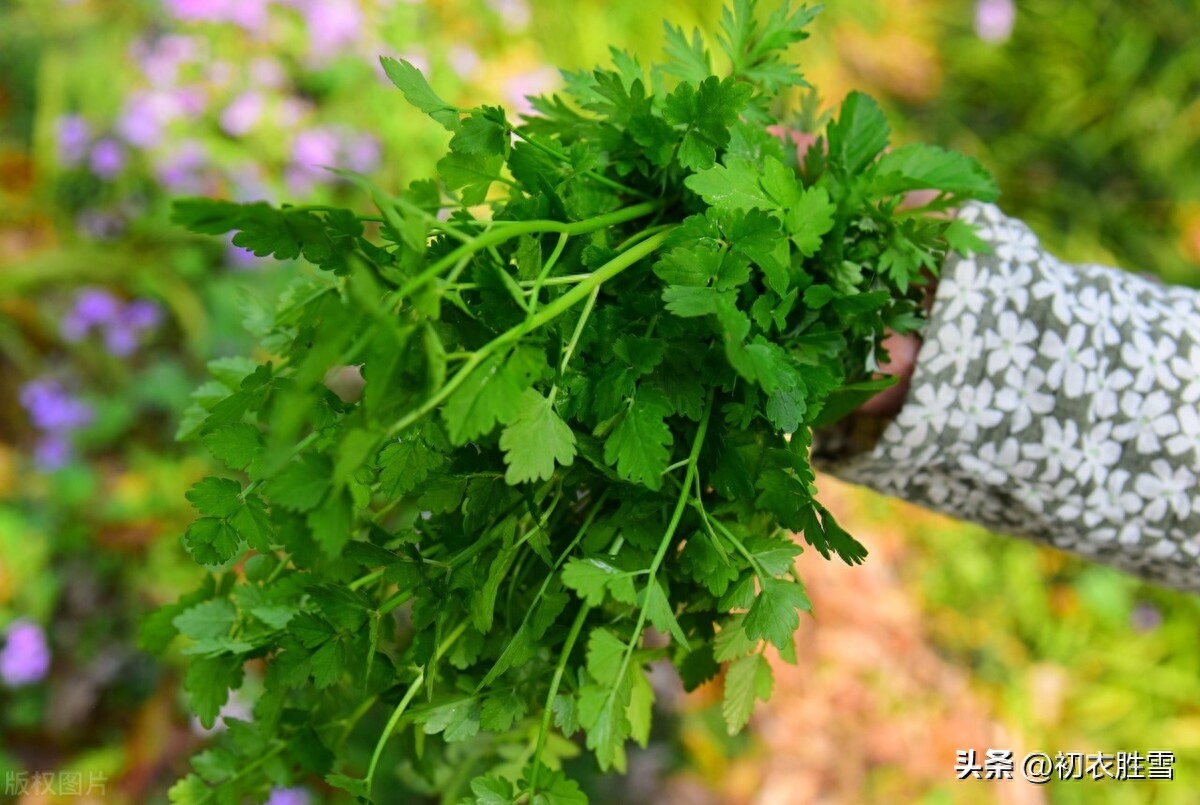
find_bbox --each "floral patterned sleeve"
[826,202,1200,592]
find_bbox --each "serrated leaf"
[264,454,332,513]
[642,581,689,648]
[603,388,673,490]
[826,90,889,175]
[500,389,577,484]
[306,489,353,558]
[480,689,527,733]
[684,157,774,211]
[577,684,629,772]
[743,576,811,652]
[230,493,273,552]
[201,423,263,471]
[380,57,459,131]
[722,653,773,734]
[871,143,999,200]
[443,348,544,445]
[185,477,242,519]
[785,186,836,256]
[184,518,241,566]
[173,599,237,642]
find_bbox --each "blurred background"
[1,0,1198,802]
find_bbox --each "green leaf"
[743,576,811,652]
[472,547,518,633]
[325,773,370,799]
[602,387,674,490]
[577,684,630,772]
[642,581,689,647]
[627,667,655,747]
[722,653,773,734]
[230,494,273,552]
[684,157,774,210]
[380,57,460,131]
[871,143,999,200]
[377,432,447,498]
[185,655,242,729]
[468,774,515,805]
[826,90,889,175]
[443,348,544,445]
[662,23,712,84]
[451,107,509,156]
[944,218,991,256]
[310,640,345,688]
[713,618,758,662]
[185,477,242,519]
[306,489,353,558]
[662,285,731,318]
[264,454,332,513]
[759,155,802,208]
[500,389,577,484]
[480,689,528,733]
[584,627,628,686]
[438,151,505,205]
[173,599,237,642]
[167,774,211,804]
[422,698,482,742]
[562,558,636,608]
[201,424,263,471]
[785,186,836,256]
[663,76,752,171]
[184,518,241,566]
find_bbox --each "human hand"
[769,126,940,420]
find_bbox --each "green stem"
[507,126,652,200]
[391,201,663,307]
[528,603,591,796]
[348,568,386,591]
[611,393,714,689]
[366,620,469,798]
[384,228,672,439]
[443,273,593,292]
[526,232,570,317]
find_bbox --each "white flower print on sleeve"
[827,201,1200,593]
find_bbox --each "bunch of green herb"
[152,2,997,802]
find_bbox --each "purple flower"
[302,0,363,59]
[133,34,201,86]
[974,0,1016,43]
[0,620,51,687]
[154,140,210,193]
[89,138,125,179]
[165,0,269,30]
[292,127,341,168]
[503,67,559,119]
[249,57,286,89]
[61,287,122,341]
[117,91,191,148]
[220,91,265,137]
[33,434,72,471]
[103,324,139,357]
[264,787,311,805]
[345,134,381,174]
[59,290,161,355]
[19,379,94,433]
[56,115,91,166]
[125,299,162,331]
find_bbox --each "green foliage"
[158,2,997,801]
